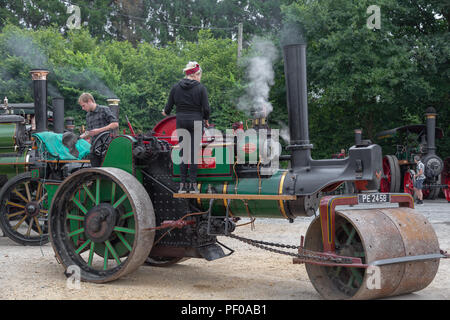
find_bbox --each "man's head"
[78,93,97,112]
[340,149,345,154]
[414,155,421,163]
[184,61,202,82]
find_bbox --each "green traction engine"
[17,45,448,300]
[0,70,88,246]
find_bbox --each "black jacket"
[164,79,210,120]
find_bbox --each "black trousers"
[176,118,203,183]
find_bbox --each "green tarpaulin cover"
[32,132,91,160]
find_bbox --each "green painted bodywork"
[0,123,17,153]
[0,150,28,178]
[102,135,143,183]
[197,169,288,219]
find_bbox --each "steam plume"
[237,36,278,118]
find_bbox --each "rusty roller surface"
[304,207,440,300]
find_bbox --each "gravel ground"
[0,199,449,300]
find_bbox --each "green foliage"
[0,25,243,133]
[0,0,448,162]
[281,0,449,159]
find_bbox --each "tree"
[278,0,449,158]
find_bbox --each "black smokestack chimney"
[30,69,49,132]
[283,44,313,168]
[107,98,120,136]
[425,107,437,155]
[53,97,65,133]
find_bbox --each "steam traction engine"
[376,108,449,201]
[47,44,448,300]
[0,70,91,245]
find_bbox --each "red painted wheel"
[380,155,400,193]
[403,170,415,196]
[443,157,450,202]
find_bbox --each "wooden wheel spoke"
[24,182,32,201]
[33,217,43,235]
[36,183,42,202]
[13,216,27,231]
[13,189,29,204]
[7,201,25,209]
[26,218,34,236]
[6,210,25,220]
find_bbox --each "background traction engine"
[0,70,89,246]
[376,108,448,201]
[47,44,448,299]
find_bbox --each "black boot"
[178,182,187,194]
[188,182,200,194]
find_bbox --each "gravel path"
[0,199,449,300]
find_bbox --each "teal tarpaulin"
[32,132,91,160]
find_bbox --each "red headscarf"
[185,64,200,75]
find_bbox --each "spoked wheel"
[49,167,155,283]
[145,256,189,267]
[0,172,49,246]
[380,155,400,193]
[305,208,440,300]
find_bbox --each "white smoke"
[2,29,116,99]
[278,121,290,144]
[237,36,278,118]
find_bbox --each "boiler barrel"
[195,170,298,219]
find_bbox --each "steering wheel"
[91,131,112,158]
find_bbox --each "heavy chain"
[224,233,352,264]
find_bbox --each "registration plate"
[358,193,390,204]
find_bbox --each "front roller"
[49,167,155,283]
[304,206,440,300]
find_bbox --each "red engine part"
[443,157,450,202]
[153,116,178,145]
[152,116,213,146]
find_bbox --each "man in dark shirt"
[79,93,119,166]
[162,62,210,193]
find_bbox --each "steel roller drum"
[305,207,440,300]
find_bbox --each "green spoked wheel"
[0,172,49,246]
[49,167,155,283]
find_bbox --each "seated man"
[78,93,119,166]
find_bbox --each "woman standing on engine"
[162,61,210,194]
